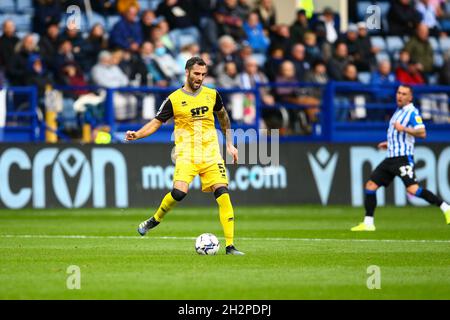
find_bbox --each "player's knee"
[214,186,229,199]
[171,188,187,201]
[365,181,378,191]
[407,185,420,196]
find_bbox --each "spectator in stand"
[304,60,328,98]
[54,40,79,82]
[255,0,277,35]
[416,0,442,36]
[270,24,292,54]
[344,24,359,64]
[81,24,109,73]
[136,41,170,87]
[313,7,339,61]
[217,61,245,122]
[91,50,138,121]
[156,0,200,51]
[290,9,309,44]
[275,60,320,134]
[116,48,148,87]
[403,23,434,75]
[150,21,176,55]
[215,0,247,41]
[387,0,422,36]
[243,12,270,54]
[355,21,378,72]
[303,31,322,65]
[7,34,40,86]
[141,10,157,42]
[394,49,411,71]
[238,0,251,18]
[33,0,62,35]
[370,60,397,85]
[214,35,241,75]
[109,5,143,53]
[116,0,140,14]
[39,22,60,72]
[217,61,241,88]
[196,0,220,52]
[0,20,19,83]
[25,54,52,96]
[238,57,276,126]
[370,60,397,120]
[289,43,310,82]
[396,59,426,85]
[152,39,181,85]
[60,22,85,63]
[327,42,351,81]
[264,46,285,82]
[92,0,117,15]
[439,50,450,85]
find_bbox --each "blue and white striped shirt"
[387,103,425,158]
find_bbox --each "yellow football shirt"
[155,86,225,164]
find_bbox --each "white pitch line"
[0,234,449,244]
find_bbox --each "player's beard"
[188,74,202,91]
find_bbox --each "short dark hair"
[399,84,414,95]
[185,56,206,71]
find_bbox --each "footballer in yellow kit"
[125,57,244,255]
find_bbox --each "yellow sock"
[153,192,178,222]
[216,193,234,247]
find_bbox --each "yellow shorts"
[174,160,229,192]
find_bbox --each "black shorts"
[370,156,418,187]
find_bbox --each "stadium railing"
[1,82,450,143]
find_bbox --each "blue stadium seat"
[377,1,390,17]
[429,37,440,53]
[370,36,386,51]
[357,1,371,21]
[439,37,450,53]
[358,72,371,84]
[12,14,32,32]
[139,0,153,11]
[17,0,34,14]
[434,53,444,68]
[375,51,390,63]
[106,15,121,31]
[386,36,404,53]
[86,12,106,29]
[0,0,15,14]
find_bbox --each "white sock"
[364,216,374,226]
[440,202,450,213]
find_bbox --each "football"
[195,233,220,255]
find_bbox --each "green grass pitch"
[0,205,449,299]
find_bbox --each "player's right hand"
[377,141,388,150]
[125,131,138,141]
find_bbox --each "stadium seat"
[386,36,404,54]
[86,12,106,29]
[370,36,386,51]
[429,37,440,53]
[0,0,15,14]
[375,51,391,63]
[356,1,371,21]
[439,37,450,53]
[12,14,32,32]
[377,1,391,17]
[138,0,153,11]
[358,72,371,84]
[434,53,444,68]
[106,15,121,31]
[16,0,34,14]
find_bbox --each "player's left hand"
[394,121,404,132]
[226,143,238,164]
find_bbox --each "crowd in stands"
[0,0,450,137]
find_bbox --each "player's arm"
[377,141,388,149]
[214,91,238,164]
[125,118,163,141]
[394,112,427,138]
[126,97,174,141]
